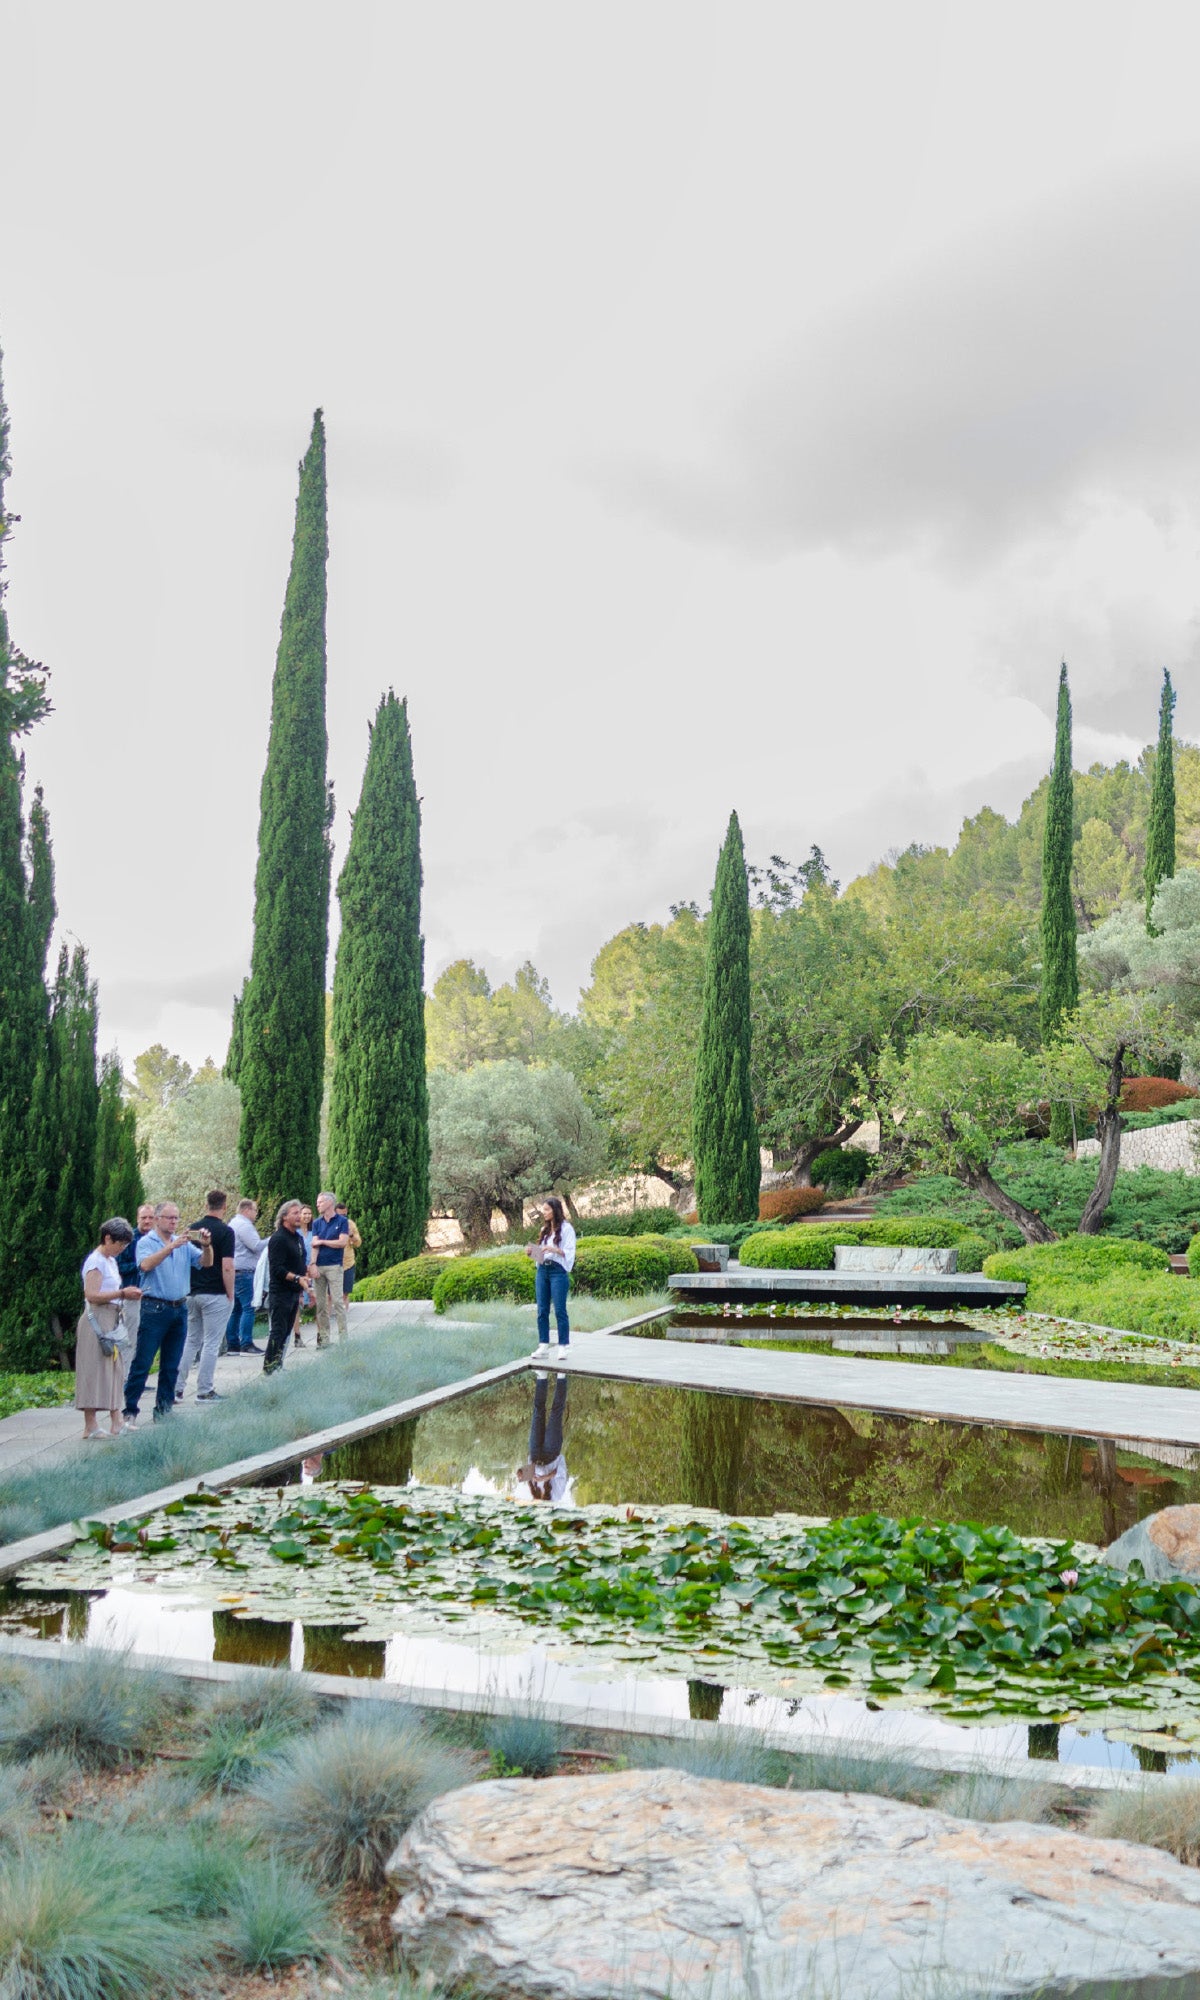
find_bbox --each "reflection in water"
[516,1373,569,1502]
[302,1626,385,1678]
[322,1420,417,1488]
[688,1680,725,1722]
[213,1610,291,1669]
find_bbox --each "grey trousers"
[313,1266,347,1344]
[180,1294,231,1397]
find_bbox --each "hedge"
[432,1236,698,1313]
[1120,1076,1198,1112]
[758,1187,827,1222]
[984,1238,1198,1341]
[738,1217,989,1273]
[506,1207,684,1244]
[353,1254,453,1302]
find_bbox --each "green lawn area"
[0,1372,74,1422]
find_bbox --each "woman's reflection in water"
[516,1371,569,1502]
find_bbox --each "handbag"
[86,1301,130,1362]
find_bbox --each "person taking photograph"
[525,1196,576,1358]
[77,1217,141,1439]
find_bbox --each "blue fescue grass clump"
[0,1317,527,1546]
[0,1826,213,1999]
[0,1653,181,1770]
[218,1853,340,1971]
[484,1711,561,1778]
[252,1705,476,1887]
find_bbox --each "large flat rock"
[389,1769,1200,1999]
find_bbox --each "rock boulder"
[1106,1504,1200,1581]
[388,1768,1200,1999]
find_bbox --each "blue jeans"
[535,1261,570,1345]
[123,1298,188,1419]
[225,1271,258,1351]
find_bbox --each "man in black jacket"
[263,1199,312,1374]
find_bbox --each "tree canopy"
[428,1061,604,1245]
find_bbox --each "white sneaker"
[530,1345,551,1360]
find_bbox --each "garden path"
[561,1329,1200,1450]
[0,1299,432,1480]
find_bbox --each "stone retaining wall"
[1076,1121,1200,1174]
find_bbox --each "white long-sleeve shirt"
[541,1221,577,1272]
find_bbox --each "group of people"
[75,1190,363,1438]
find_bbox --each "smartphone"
[186,1229,207,1244]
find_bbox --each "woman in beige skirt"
[76,1217,141,1439]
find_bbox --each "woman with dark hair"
[525,1196,576,1358]
[77,1217,141,1439]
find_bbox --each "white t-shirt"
[541,1221,577,1272]
[81,1249,120,1295]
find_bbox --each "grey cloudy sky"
[5,0,1200,1066]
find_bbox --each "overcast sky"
[5,1,1200,1067]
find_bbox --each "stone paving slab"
[559,1331,1200,1449]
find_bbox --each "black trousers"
[263,1288,299,1373]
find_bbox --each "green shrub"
[738,1216,987,1271]
[353,1253,450,1302]
[984,1238,1171,1283]
[983,1238,1200,1339]
[1122,1103,1200,1131]
[877,1143,1200,1253]
[433,1238,697,1310]
[219,1855,339,1971]
[683,1219,781,1252]
[432,1254,535,1313]
[809,1148,870,1195]
[1189,1234,1200,1279]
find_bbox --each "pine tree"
[692,811,760,1223]
[93,1051,145,1232]
[237,412,332,1216]
[329,692,429,1272]
[1144,668,1177,926]
[1041,664,1078,1145]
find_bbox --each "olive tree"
[428,1060,604,1246]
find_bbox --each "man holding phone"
[123,1202,212,1425]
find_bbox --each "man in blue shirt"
[310,1190,350,1345]
[123,1201,212,1425]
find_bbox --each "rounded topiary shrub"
[758,1187,827,1222]
[573,1236,697,1296]
[433,1254,536,1314]
[808,1149,870,1196]
[1120,1076,1199,1113]
[738,1216,985,1271]
[354,1254,451,1302]
[984,1237,1172,1285]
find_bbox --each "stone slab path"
[559,1329,1200,1449]
[0,1299,436,1480]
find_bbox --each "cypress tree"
[1144,668,1177,926]
[237,413,332,1216]
[692,810,760,1224]
[1041,664,1078,1145]
[329,692,429,1272]
[93,1051,145,1231]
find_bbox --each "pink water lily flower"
[1060,1569,1079,1588]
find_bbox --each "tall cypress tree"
[1041,664,1078,1145]
[93,1051,145,1231]
[329,692,429,1272]
[692,811,760,1224]
[237,413,332,1217]
[1144,668,1177,927]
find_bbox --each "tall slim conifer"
[237,413,332,1216]
[692,811,760,1224]
[1144,668,1177,926]
[94,1052,145,1231]
[1041,664,1078,1145]
[329,692,429,1271]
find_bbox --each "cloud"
[591,163,1200,571]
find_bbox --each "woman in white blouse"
[76,1217,142,1439]
[525,1196,576,1358]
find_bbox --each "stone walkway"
[0,1300,433,1480]
[559,1330,1200,1449]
